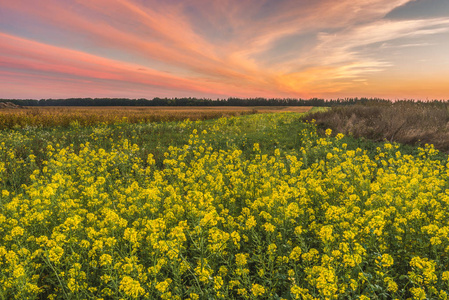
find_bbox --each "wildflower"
[251,284,266,297]
[267,243,277,255]
[10,226,24,238]
[99,254,113,267]
[155,278,172,293]
[263,222,276,232]
[291,285,309,299]
[410,287,426,300]
[48,246,64,263]
[319,225,334,243]
[442,271,449,281]
[380,254,394,268]
[231,231,241,246]
[120,276,145,298]
[235,253,248,266]
[189,293,199,300]
[384,277,398,293]
[302,248,319,262]
[194,263,213,283]
[218,266,228,276]
[214,276,224,290]
[245,216,257,229]
[289,246,302,261]
[13,265,25,279]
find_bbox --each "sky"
[1,0,449,100]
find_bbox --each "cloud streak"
[1,0,449,99]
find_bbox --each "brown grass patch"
[303,102,449,152]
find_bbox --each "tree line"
[1,97,447,107]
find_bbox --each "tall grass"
[304,102,449,152]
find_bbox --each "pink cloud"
[0,33,244,97]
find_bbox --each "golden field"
[0,106,313,129]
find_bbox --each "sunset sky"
[1,0,449,100]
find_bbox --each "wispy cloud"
[0,33,245,98]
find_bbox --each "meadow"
[0,106,312,130]
[1,107,449,299]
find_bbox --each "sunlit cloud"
[0,33,247,98]
[1,0,448,99]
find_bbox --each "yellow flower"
[245,216,257,230]
[235,253,248,266]
[237,288,247,296]
[214,276,224,290]
[189,293,199,300]
[48,246,64,263]
[194,263,213,283]
[302,248,319,262]
[442,271,449,281]
[123,228,139,244]
[376,253,394,268]
[294,226,303,236]
[251,284,266,297]
[120,276,145,298]
[410,287,426,300]
[384,277,398,293]
[230,231,241,246]
[267,243,277,255]
[319,225,334,243]
[99,254,113,267]
[10,226,24,238]
[12,265,25,279]
[263,222,276,233]
[155,278,172,293]
[289,246,302,261]
[290,285,310,299]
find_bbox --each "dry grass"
[0,106,312,129]
[304,102,449,152]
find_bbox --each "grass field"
[0,106,313,129]
[1,109,449,299]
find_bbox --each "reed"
[304,102,449,152]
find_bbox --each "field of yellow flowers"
[1,112,449,299]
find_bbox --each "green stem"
[43,255,69,299]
